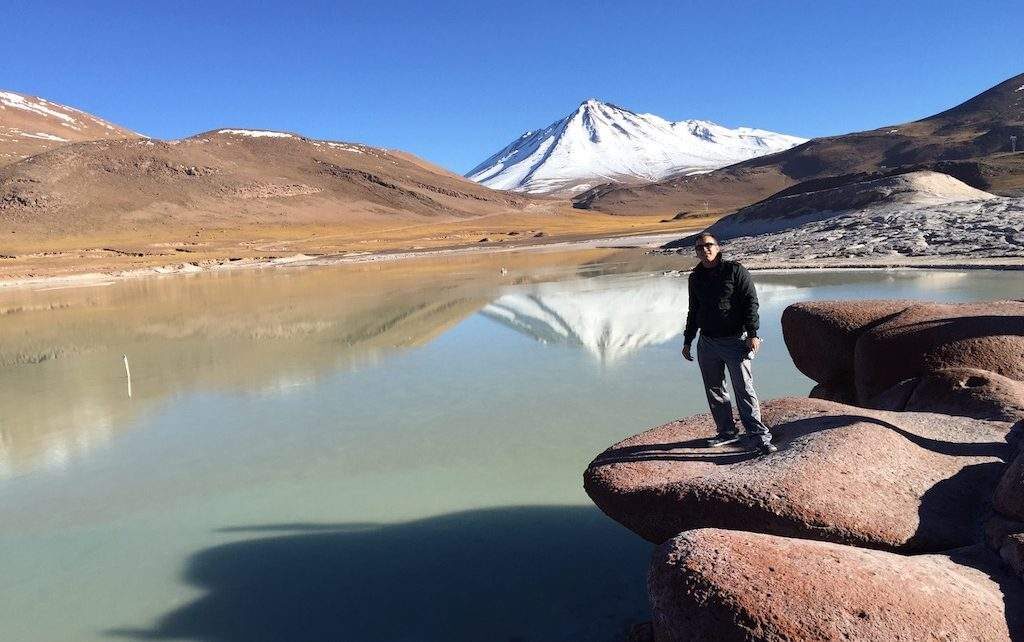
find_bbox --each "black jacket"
[683,259,759,345]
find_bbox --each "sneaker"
[705,434,741,447]
[757,443,778,456]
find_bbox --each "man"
[681,232,777,455]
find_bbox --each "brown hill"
[0,128,534,237]
[574,72,1024,216]
[0,91,139,165]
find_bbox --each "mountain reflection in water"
[0,250,644,477]
[482,275,797,363]
[4,261,1024,642]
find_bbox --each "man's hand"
[746,336,762,354]
[682,344,693,361]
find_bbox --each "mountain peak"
[0,89,139,166]
[576,99,637,117]
[467,100,806,196]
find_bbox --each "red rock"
[985,514,1024,551]
[1000,533,1024,577]
[781,300,913,389]
[584,397,1010,551]
[868,366,1024,422]
[995,448,1024,521]
[648,529,1023,642]
[808,381,856,405]
[854,300,1024,402]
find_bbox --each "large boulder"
[995,448,1024,521]
[781,300,913,391]
[648,529,1023,642]
[808,381,857,405]
[1001,533,1024,578]
[854,300,1024,402]
[868,366,1024,422]
[584,397,1010,551]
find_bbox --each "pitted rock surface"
[854,300,1024,401]
[648,529,1024,642]
[584,397,1010,551]
[868,366,1024,422]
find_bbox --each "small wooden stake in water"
[123,354,132,399]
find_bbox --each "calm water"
[1,252,1020,642]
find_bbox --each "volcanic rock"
[808,381,856,404]
[584,397,1010,551]
[648,529,1024,642]
[781,300,913,390]
[1000,533,1024,577]
[868,366,1024,422]
[854,300,1024,401]
[986,514,1024,551]
[996,448,1024,521]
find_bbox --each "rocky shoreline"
[653,189,1024,270]
[585,299,1024,640]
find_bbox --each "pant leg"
[697,337,738,435]
[724,339,772,445]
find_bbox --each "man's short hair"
[694,231,718,246]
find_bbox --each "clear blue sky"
[4,1,1022,173]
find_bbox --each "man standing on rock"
[681,232,777,455]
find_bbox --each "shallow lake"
[1,250,1021,642]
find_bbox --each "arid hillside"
[0,91,138,165]
[1,128,536,235]
[0,93,715,281]
[574,72,1024,216]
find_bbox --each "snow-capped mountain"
[467,99,806,196]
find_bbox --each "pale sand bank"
[0,231,690,291]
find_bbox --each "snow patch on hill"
[0,92,79,127]
[217,129,295,138]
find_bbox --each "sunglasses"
[695,242,718,249]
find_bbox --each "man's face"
[695,237,720,265]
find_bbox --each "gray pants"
[697,335,771,444]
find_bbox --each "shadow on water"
[107,506,652,642]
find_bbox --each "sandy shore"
[4,225,1021,292]
[0,230,695,290]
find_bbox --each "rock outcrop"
[702,171,997,239]
[648,529,1023,642]
[781,300,913,399]
[854,301,1024,401]
[585,397,1009,551]
[586,299,1024,640]
[655,195,1024,269]
[869,366,1024,422]
[783,299,1024,411]
[996,449,1024,521]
